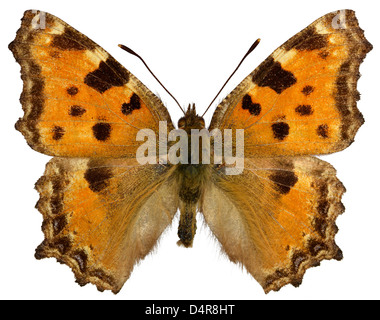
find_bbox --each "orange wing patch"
[210,10,372,157]
[9,10,173,158]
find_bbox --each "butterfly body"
[175,105,209,247]
[9,9,372,293]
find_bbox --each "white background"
[1,0,379,300]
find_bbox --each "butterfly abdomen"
[176,164,209,247]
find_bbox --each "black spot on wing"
[121,93,141,116]
[241,94,261,116]
[52,125,65,140]
[317,124,329,138]
[84,164,112,193]
[283,27,328,51]
[52,27,96,51]
[269,170,298,195]
[252,57,296,94]
[301,85,314,96]
[92,122,111,141]
[318,50,330,59]
[295,104,313,116]
[69,105,86,117]
[66,86,79,96]
[271,121,289,140]
[84,57,130,94]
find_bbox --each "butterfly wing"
[201,157,344,292]
[35,157,178,293]
[9,10,179,292]
[209,10,372,156]
[203,10,371,292]
[9,10,173,158]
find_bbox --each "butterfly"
[9,9,372,293]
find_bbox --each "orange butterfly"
[9,9,372,293]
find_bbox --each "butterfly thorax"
[177,104,206,132]
[176,104,209,247]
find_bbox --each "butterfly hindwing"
[9,10,173,158]
[202,156,344,292]
[35,157,178,293]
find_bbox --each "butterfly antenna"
[119,44,185,114]
[201,38,261,118]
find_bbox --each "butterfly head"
[178,104,205,131]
